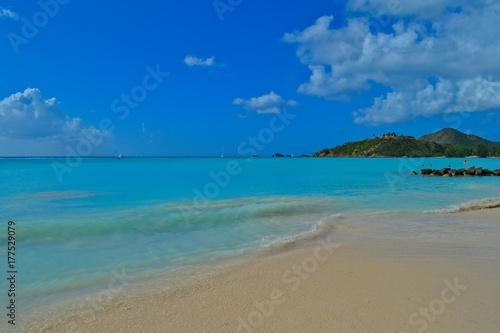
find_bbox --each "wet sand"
[30,209,500,333]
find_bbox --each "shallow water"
[0,157,499,313]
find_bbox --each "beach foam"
[424,197,500,213]
[261,214,342,251]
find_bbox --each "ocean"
[1,157,499,320]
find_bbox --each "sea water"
[0,157,499,313]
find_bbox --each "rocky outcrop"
[421,169,433,175]
[418,166,499,177]
[465,167,476,175]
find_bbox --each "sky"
[1,0,500,157]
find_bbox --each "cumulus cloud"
[0,7,19,20]
[284,0,500,125]
[233,92,297,114]
[183,55,216,67]
[354,77,500,125]
[0,88,110,142]
[347,0,461,19]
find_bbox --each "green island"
[313,128,500,158]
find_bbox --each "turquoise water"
[0,157,499,311]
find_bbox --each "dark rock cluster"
[419,166,500,177]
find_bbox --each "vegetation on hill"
[313,130,500,157]
[420,128,500,151]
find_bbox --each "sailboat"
[116,147,124,159]
[220,147,224,158]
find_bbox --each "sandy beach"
[5,0,500,330]
[29,209,500,333]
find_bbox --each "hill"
[313,130,500,157]
[420,128,500,151]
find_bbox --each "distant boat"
[220,147,224,158]
[116,146,124,159]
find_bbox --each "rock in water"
[465,166,476,175]
[421,169,433,175]
[483,169,494,176]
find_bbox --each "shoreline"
[26,208,500,333]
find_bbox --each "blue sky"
[1,0,499,156]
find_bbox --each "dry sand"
[31,209,500,333]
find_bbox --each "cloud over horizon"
[233,92,297,114]
[284,0,500,125]
[183,55,216,67]
[0,88,111,146]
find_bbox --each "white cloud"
[347,0,461,19]
[0,88,111,143]
[354,79,455,125]
[233,92,297,114]
[355,77,500,125]
[284,0,500,125]
[0,7,19,20]
[183,55,216,67]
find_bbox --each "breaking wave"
[8,196,345,245]
[261,214,342,251]
[424,197,500,213]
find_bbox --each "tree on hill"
[443,145,473,157]
[476,144,489,157]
